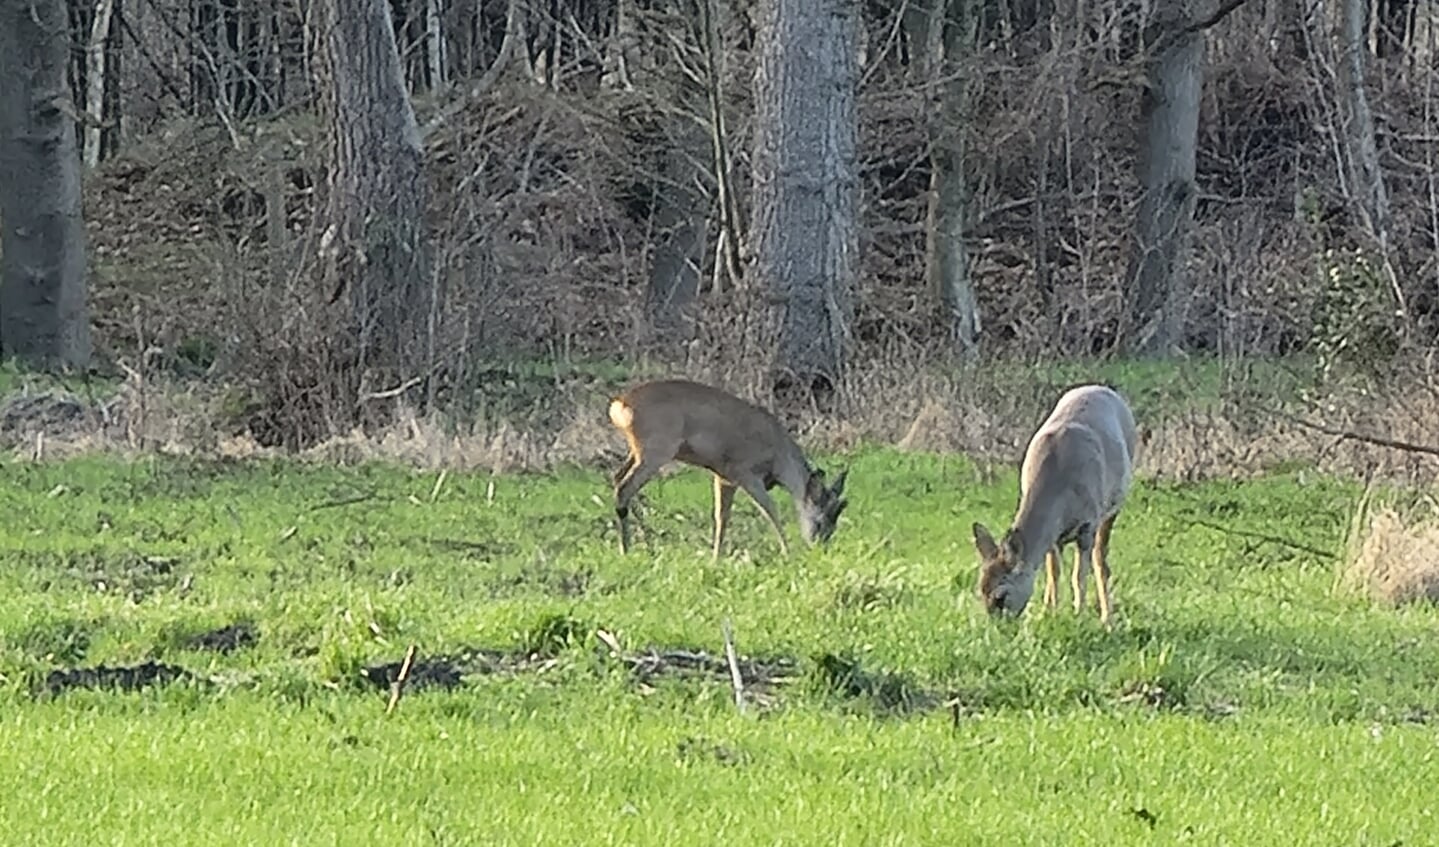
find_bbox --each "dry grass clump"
[1342,501,1439,606]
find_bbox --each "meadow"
[1,360,1437,844]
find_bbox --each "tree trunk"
[924,0,981,355]
[752,0,859,405]
[700,0,743,295]
[0,0,93,369]
[1341,0,1390,239]
[646,103,706,332]
[84,0,117,168]
[425,0,447,90]
[313,0,434,392]
[1123,1,1203,358]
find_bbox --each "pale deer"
[607,379,849,558]
[971,384,1137,627]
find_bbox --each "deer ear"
[829,469,848,497]
[972,522,999,560]
[1005,531,1024,560]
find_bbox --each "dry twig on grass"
[722,618,746,715]
[385,644,419,715]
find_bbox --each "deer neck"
[1009,500,1063,572]
[775,447,813,507]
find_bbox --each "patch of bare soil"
[183,622,258,653]
[44,660,191,695]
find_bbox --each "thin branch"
[360,374,426,402]
[858,0,909,92]
[308,493,377,511]
[1266,407,1439,459]
[1190,518,1334,560]
[385,644,418,715]
[721,618,746,714]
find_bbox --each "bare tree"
[313,0,434,392]
[0,0,93,368]
[751,0,859,404]
[1123,0,1251,357]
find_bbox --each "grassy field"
[1,441,1437,845]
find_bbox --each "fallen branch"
[721,619,746,714]
[361,375,425,402]
[385,644,418,715]
[308,493,376,511]
[1190,518,1334,560]
[1267,407,1439,459]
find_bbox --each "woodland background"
[0,0,1436,461]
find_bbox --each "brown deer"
[971,384,1138,627]
[607,379,848,558]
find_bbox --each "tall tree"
[923,0,980,355]
[1122,0,1250,357]
[312,0,434,393]
[1341,0,1390,241]
[641,3,710,333]
[0,0,93,369]
[751,0,859,404]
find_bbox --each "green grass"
[975,353,1318,422]
[0,357,117,399]
[1,450,1436,844]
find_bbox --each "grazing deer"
[607,379,849,558]
[971,384,1138,627]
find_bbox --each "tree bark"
[313,0,434,388]
[1123,1,1204,357]
[1341,0,1390,240]
[924,0,981,355]
[83,0,117,168]
[752,0,859,405]
[425,0,447,90]
[0,0,93,369]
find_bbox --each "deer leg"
[611,453,636,488]
[614,456,664,555]
[736,478,789,556]
[1044,546,1061,610]
[611,454,636,553]
[712,475,737,560]
[1093,513,1118,628]
[1071,526,1095,614]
